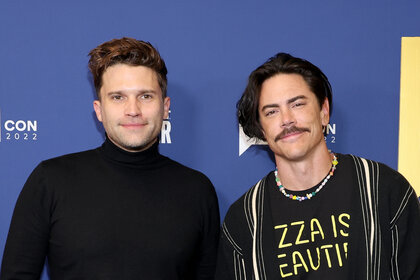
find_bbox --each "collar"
[99,136,163,167]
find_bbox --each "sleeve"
[215,221,248,280]
[0,163,52,280]
[194,179,221,280]
[389,181,420,280]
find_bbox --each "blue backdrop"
[1,1,419,278]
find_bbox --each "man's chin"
[120,139,157,153]
[274,147,309,162]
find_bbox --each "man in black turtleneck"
[1,38,220,280]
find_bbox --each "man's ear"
[93,100,103,122]
[163,97,170,119]
[320,97,330,126]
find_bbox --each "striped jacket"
[216,155,420,279]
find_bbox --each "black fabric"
[268,154,355,279]
[1,138,220,280]
[216,154,420,280]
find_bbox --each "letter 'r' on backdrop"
[0,2,419,279]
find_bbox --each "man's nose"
[125,98,141,117]
[280,108,295,127]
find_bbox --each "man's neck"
[274,145,332,191]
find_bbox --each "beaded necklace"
[274,153,338,202]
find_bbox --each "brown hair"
[237,53,332,140]
[88,37,168,99]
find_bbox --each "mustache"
[275,126,311,142]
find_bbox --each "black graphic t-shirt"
[268,154,358,279]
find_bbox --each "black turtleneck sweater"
[1,138,220,280]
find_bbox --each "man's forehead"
[261,73,310,90]
[102,64,158,80]
[260,76,313,98]
[101,64,159,89]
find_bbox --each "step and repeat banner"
[0,1,419,278]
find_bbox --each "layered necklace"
[274,153,338,202]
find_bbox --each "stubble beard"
[110,124,160,152]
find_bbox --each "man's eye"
[141,94,152,100]
[265,110,276,116]
[111,95,123,100]
[293,102,304,108]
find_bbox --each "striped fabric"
[218,155,420,280]
[352,156,382,280]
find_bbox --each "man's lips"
[275,126,310,142]
[280,131,301,139]
[120,123,147,128]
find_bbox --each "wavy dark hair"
[237,53,332,140]
[88,37,167,99]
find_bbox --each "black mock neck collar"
[99,136,162,167]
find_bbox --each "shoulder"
[160,157,219,204]
[223,173,270,228]
[340,153,416,219]
[25,148,97,179]
[163,157,214,187]
[40,148,99,170]
[16,149,95,207]
[341,153,410,191]
[221,173,271,250]
[22,148,100,194]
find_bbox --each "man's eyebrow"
[287,95,307,104]
[260,103,279,111]
[260,95,308,111]
[106,89,157,96]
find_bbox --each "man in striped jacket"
[216,53,420,280]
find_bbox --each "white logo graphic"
[239,123,337,156]
[323,123,336,135]
[239,125,267,156]
[324,123,336,144]
[0,108,38,142]
[4,120,37,132]
[160,110,172,144]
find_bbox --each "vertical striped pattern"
[222,156,415,279]
[222,223,242,254]
[351,156,381,280]
[222,221,246,280]
[243,187,254,237]
[390,225,400,280]
[389,185,413,280]
[221,177,268,280]
[248,179,267,280]
[233,250,246,280]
